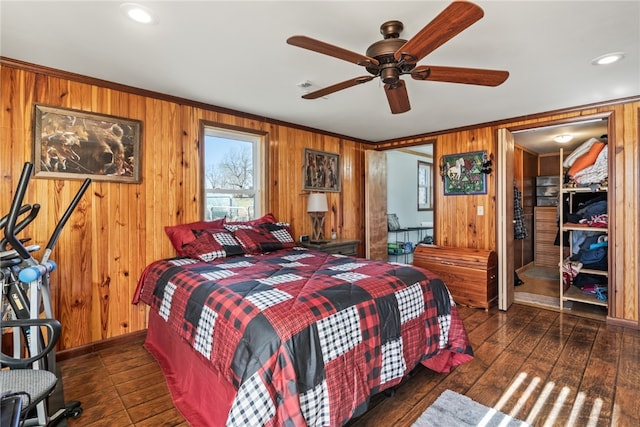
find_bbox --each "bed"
[133,220,473,426]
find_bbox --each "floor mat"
[519,266,560,281]
[412,389,531,427]
[515,266,559,298]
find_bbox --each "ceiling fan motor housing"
[365,21,417,83]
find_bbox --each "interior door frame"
[497,128,515,310]
[497,113,614,312]
[364,149,388,260]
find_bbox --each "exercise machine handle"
[4,163,36,263]
[0,204,31,230]
[0,204,40,251]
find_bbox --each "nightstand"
[299,239,360,256]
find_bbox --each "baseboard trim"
[57,329,147,362]
[606,316,639,330]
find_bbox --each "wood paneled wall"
[0,64,367,349]
[376,102,640,326]
[2,61,637,351]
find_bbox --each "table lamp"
[307,193,328,242]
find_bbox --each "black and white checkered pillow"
[225,222,295,254]
[181,229,245,262]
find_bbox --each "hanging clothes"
[514,184,527,240]
[513,184,527,286]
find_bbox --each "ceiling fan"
[287,1,509,114]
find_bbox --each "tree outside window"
[202,126,262,221]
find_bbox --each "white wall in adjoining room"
[386,149,434,247]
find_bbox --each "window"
[417,160,433,211]
[201,124,265,221]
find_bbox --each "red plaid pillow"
[226,222,295,254]
[223,212,276,227]
[164,219,225,255]
[182,229,245,262]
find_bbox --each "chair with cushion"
[0,318,81,426]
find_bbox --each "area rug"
[412,390,531,427]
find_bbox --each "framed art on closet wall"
[33,104,142,183]
[442,150,487,195]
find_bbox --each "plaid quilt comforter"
[134,248,473,426]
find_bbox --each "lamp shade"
[307,193,328,212]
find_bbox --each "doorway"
[386,145,435,264]
[498,116,610,319]
[365,142,435,262]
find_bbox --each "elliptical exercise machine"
[1,162,90,425]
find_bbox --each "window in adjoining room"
[201,123,266,222]
[418,160,433,211]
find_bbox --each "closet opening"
[508,116,610,320]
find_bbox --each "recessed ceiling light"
[554,134,573,143]
[120,3,157,24]
[591,52,625,66]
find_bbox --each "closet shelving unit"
[558,148,608,311]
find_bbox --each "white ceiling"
[513,118,609,154]
[1,1,638,146]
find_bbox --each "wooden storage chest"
[412,245,498,311]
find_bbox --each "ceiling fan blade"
[384,80,411,114]
[394,1,484,63]
[287,35,379,67]
[412,65,509,86]
[302,76,375,99]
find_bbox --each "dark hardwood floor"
[59,303,640,426]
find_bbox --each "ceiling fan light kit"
[287,1,509,114]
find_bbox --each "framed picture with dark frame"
[442,150,487,195]
[303,148,341,192]
[33,104,142,183]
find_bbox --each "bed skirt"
[145,310,236,426]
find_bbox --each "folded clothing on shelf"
[561,259,583,286]
[579,213,608,228]
[573,272,608,289]
[572,246,607,264]
[581,284,608,301]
